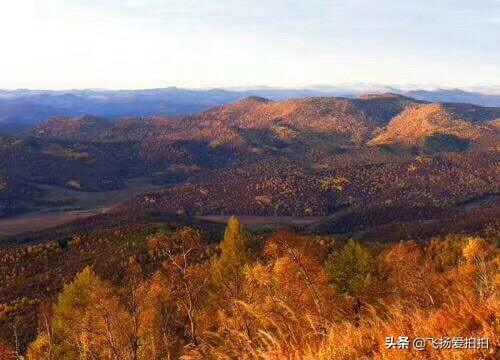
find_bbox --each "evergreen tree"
[324,239,374,296]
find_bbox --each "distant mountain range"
[0,86,499,132]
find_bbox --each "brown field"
[0,210,95,236]
[197,215,325,229]
[0,178,163,237]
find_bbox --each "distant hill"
[35,93,499,153]
[405,88,500,107]
[166,94,421,148]
[1,86,499,132]
[0,88,244,125]
[34,94,420,146]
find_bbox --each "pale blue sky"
[0,0,499,89]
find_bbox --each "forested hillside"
[0,217,497,359]
[1,94,499,225]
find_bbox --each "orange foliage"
[0,220,496,359]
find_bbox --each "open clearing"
[196,215,325,230]
[0,178,163,237]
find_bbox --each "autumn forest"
[0,93,498,359]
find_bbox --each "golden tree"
[28,267,137,360]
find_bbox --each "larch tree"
[27,267,137,360]
[210,216,251,338]
[213,216,249,291]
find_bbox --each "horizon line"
[1,83,499,93]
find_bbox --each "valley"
[0,178,163,237]
[196,215,326,229]
[0,210,93,237]
[0,94,498,242]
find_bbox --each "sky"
[0,0,499,90]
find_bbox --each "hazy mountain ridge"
[405,88,500,107]
[1,86,500,130]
